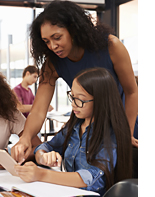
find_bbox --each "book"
[0,186,34,197]
[0,171,100,197]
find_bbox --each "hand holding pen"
[39,150,62,168]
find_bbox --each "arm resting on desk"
[15,161,87,188]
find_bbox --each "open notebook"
[0,171,100,197]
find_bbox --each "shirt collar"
[73,119,94,134]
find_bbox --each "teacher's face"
[41,22,73,58]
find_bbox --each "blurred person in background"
[0,73,41,169]
[13,65,53,118]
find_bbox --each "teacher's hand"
[131,136,138,148]
[11,136,32,164]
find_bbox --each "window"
[119,0,138,76]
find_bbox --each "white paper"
[0,170,100,197]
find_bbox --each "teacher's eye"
[43,40,49,45]
[54,36,61,40]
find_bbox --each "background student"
[15,68,132,196]
[12,0,138,163]
[0,73,41,169]
[13,65,53,118]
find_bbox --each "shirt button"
[72,156,74,158]
[100,171,103,175]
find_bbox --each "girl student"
[15,68,132,196]
[12,0,137,164]
[0,73,41,166]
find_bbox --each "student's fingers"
[14,165,27,173]
[47,151,59,167]
[16,172,30,182]
[15,162,37,173]
[15,166,31,174]
[14,165,38,183]
[41,153,49,166]
[50,151,62,167]
[55,152,62,167]
[41,152,53,166]
[41,151,61,167]
[49,151,56,166]
[24,161,36,167]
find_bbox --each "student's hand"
[15,161,40,183]
[11,137,32,164]
[40,151,62,167]
[48,105,54,112]
[131,136,138,148]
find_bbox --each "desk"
[46,111,70,123]
[0,170,99,197]
[41,112,70,142]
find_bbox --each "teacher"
[11,0,138,163]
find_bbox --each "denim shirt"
[34,120,117,196]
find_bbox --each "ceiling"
[0,0,105,10]
[0,0,132,11]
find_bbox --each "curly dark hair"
[30,0,114,67]
[0,73,18,122]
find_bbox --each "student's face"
[71,79,94,124]
[41,22,73,58]
[27,73,38,85]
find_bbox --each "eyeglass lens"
[68,93,83,108]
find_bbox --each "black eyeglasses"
[67,90,93,108]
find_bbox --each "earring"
[72,38,74,44]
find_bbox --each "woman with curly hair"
[12,0,138,163]
[0,73,41,164]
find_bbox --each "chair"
[41,118,56,141]
[103,179,138,197]
[132,146,138,178]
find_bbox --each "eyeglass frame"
[67,90,93,108]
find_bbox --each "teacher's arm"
[11,60,59,163]
[108,34,138,147]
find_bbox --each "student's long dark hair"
[0,73,18,122]
[30,0,114,80]
[63,67,132,190]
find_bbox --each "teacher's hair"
[30,0,114,66]
[63,67,132,190]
